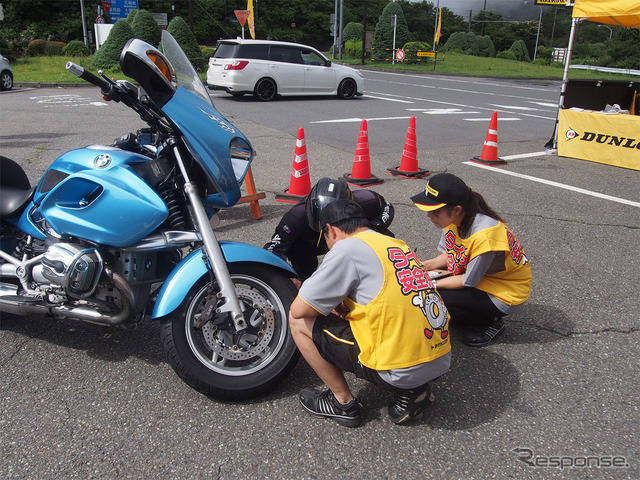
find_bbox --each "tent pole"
[547,16,579,151]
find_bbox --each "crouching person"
[289,197,451,427]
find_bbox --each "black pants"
[438,288,504,328]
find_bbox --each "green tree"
[372,1,410,61]
[509,39,530,62]
[343,22,363,42]
[92,19,134,70]
[167,16,206,70]
[130,9,162,46]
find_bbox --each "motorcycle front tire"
[161,263,300,400]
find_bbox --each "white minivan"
[207,39,364,101]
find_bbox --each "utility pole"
[481,0,487,36]
[79,0,88,46]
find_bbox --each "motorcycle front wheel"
[161,263,299,400]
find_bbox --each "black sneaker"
[387,386,434,425]
[299,388,362,427]
[463,319,505,347]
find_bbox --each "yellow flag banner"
[247,0,255,39]
[558,109,640,171]
[434,8,442,45]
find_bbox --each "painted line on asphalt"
[311,116,412,124]
[464,117,521,121]
[463,160,640,208]
[501,151,548,160]
[363,94,414,103]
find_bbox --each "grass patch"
[339,51,637,81]
[11,52,637,84]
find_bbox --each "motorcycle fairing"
[160,87,251,209]
[151,242,297,319]
[32,146,168,247]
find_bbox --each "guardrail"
[570,65,640,76]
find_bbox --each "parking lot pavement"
[0,89,638,479]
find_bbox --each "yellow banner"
[417,51,435,57]
[247,0,255,39]
[434,8,442,45]
[558,109,640,171]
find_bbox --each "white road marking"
[526,101,558,108]
[463,160,640,208]
[368,91,556,121]
[463,117,521,121]
[489,104,541,111]
[500,151,548,160]
[311,116,412,124]
[363,94,414,103]
[29,94,107,107]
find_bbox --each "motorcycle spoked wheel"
[161,263,299,400]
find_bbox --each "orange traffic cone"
[276,127,312,203]
[470,111,508,166]
[387,116,429,178]
[344,119,383,187]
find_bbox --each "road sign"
[417,51,435,58]
[395,49,405,62]
[96,16,105,24]
[235,10,249,27]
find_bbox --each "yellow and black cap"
[411,173,471,212]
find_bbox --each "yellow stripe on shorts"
[323,329,355,345]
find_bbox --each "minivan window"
[269,46,303,64]
[238,44,269,60]
[301,50,327,66]
[213,43,239,59]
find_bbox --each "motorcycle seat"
[0,185,35,218]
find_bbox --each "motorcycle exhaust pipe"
[0,268,135,326]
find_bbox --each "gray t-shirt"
[300,231,450,389]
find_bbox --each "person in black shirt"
[264,178,394,281]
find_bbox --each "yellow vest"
[343,231,451,371]
[443,221,532,306]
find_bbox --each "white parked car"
[1,55,13,91]
[207,39,364,101]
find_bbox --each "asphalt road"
[0,71,638,479]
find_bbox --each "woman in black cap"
[411,173,532,347]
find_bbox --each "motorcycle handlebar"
[66,62,111,93]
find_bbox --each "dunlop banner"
[558,110,640,171]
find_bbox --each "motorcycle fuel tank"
[33,146,168,247]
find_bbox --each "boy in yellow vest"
[289,198,451,427]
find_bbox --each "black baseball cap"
[316,199,365,245]
[411,173,471,212]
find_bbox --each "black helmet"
[306,177,353,231]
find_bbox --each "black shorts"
[312,313,396,392]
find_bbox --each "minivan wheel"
[254,78,276,101]
[337,78,356,99]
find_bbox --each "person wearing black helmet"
[264,177,394,282]
[289,198,451,427]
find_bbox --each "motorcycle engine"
[41,243,103,298]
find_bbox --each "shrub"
[44,41,66,56]
[130,9,161,47]
[63,40,90,56]
[478,35,495,58]
[496,50,517,61]
[509,39,530,62]
[344,39,363,60]
[343,22,363,42]
[92,19,135,70]
[167,16,206,70]
[200,45,216,60]
[536,45,553,64]
[27,39,47,56]
[126,9,139,24]
[402,41,430,64]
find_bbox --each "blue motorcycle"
[0,32,299,400]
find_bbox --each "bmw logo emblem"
[94,154,112,168]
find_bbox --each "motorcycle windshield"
[157,32,252,208]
